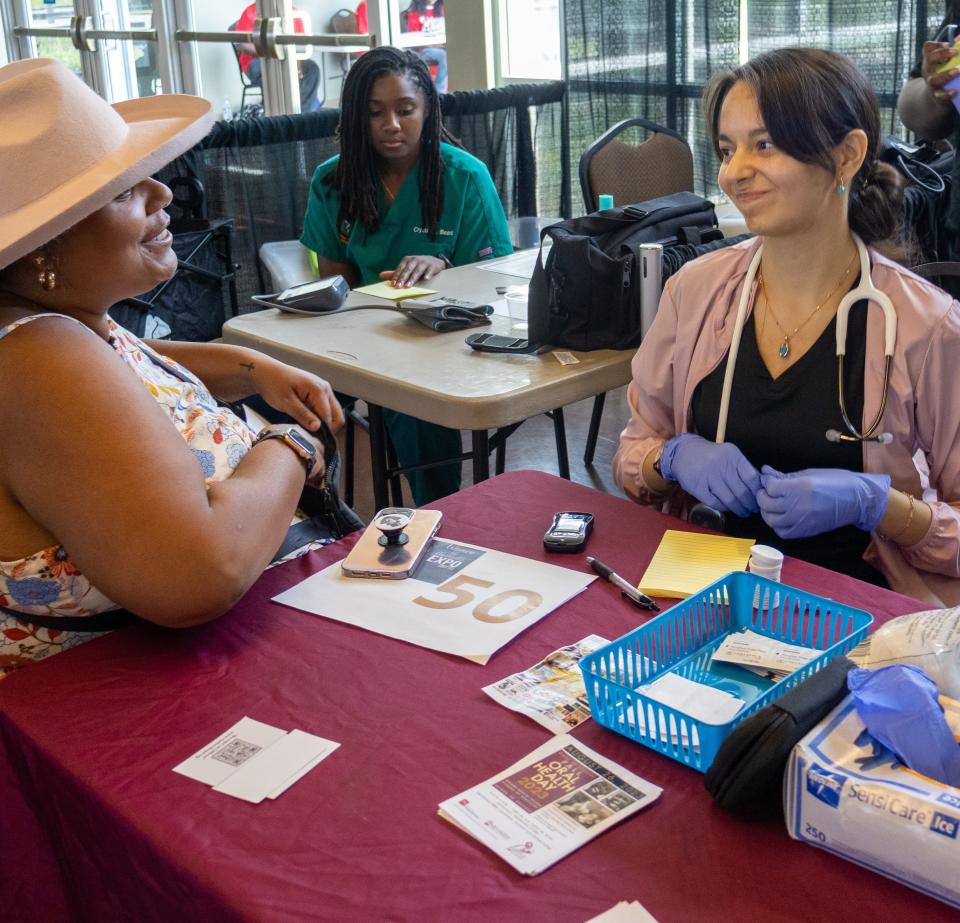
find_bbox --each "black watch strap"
[254,425,317,477]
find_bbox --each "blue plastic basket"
[579,571,873,772]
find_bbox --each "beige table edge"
[223,260,635,431]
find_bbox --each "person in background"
[404,0,447,94]
[233,2,320,111]
[301,46,512,505]
[897,3,960,257]
[614,48,960,606]
[355,1,447,94]
[0,59,348,677]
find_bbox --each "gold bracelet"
[879,493,916,543]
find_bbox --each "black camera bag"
[704,655,856,818]
[527,192,718,351]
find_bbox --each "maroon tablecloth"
[1,471,945,922]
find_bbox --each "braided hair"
[330,46,457,239]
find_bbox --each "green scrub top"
[300,142,513,282]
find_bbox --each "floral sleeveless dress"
[0,314,255,678]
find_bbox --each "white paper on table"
[482,635,609,734]
[273,538,595,664]
[711,628,818,675]
[213,729,339,804]
[586,901,660,923]
[475,247,548,278]
[635,672,744,725]
[172,716,287,786]
[438,734,661,876]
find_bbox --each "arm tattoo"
[240,361,255,373]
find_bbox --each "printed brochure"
[482,635,609,734]
[438,735,661,875]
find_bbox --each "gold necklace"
[759,253,857,359]
[381,175,400,203]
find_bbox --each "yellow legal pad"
[353,281,438,301]
[637,530,755,599]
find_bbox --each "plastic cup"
[514,216,540,250]
[504,284,528,331]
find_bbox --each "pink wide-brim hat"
[0,58,214,271]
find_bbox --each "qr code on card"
[212,738,262,767]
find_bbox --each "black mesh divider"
[564,1,739,209]
[157,110,341,310]
[563,1,945,212]
[440,83,569,219]
[156,85,569,311]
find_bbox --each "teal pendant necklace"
[759,254,856,360]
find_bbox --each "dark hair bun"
[850,161,903,245]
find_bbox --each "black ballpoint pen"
[586,556,661,612]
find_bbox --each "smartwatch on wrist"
[253,424,318,478]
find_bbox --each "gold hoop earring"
[33,254,57,291]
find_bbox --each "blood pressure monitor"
[252,275,350,314]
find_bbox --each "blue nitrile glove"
[757,466,890,539]
[658,433,761,518]
[848,665,960,787]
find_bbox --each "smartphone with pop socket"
[340,508,443,579]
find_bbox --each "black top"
[692,292,887,586]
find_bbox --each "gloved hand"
[757,466,891,539]
[658,433,761,517]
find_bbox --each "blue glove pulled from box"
[757,466,890,539]
[848,664,960,787]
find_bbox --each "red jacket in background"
[235,3,306,73]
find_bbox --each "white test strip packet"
[213,729,340,804]
[173,717,340,803]
[635,672,744,725]
[172,716,287,787]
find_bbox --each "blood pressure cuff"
[704,655,856,817]
[397,302,493,332]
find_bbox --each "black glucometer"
[543,511,594,552]
[252,275,350,314]
[465,332,547,354]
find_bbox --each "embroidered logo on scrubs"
[338,218,352,244]
[413,226,454,237]
[478,246,493,258]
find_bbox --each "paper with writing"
[438,735,661,875]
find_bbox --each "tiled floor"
[340,385,631,522]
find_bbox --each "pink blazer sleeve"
[902,301,960,578]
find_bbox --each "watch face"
[286,428,317,458]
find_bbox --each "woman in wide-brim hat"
[0,59,346,677]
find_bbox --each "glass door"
[5,0,160,100]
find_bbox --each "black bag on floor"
[527,192,719,351]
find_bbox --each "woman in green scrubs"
[301,47,513,505]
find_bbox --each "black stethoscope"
[689,235,898,532]
[715,234,897,447]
